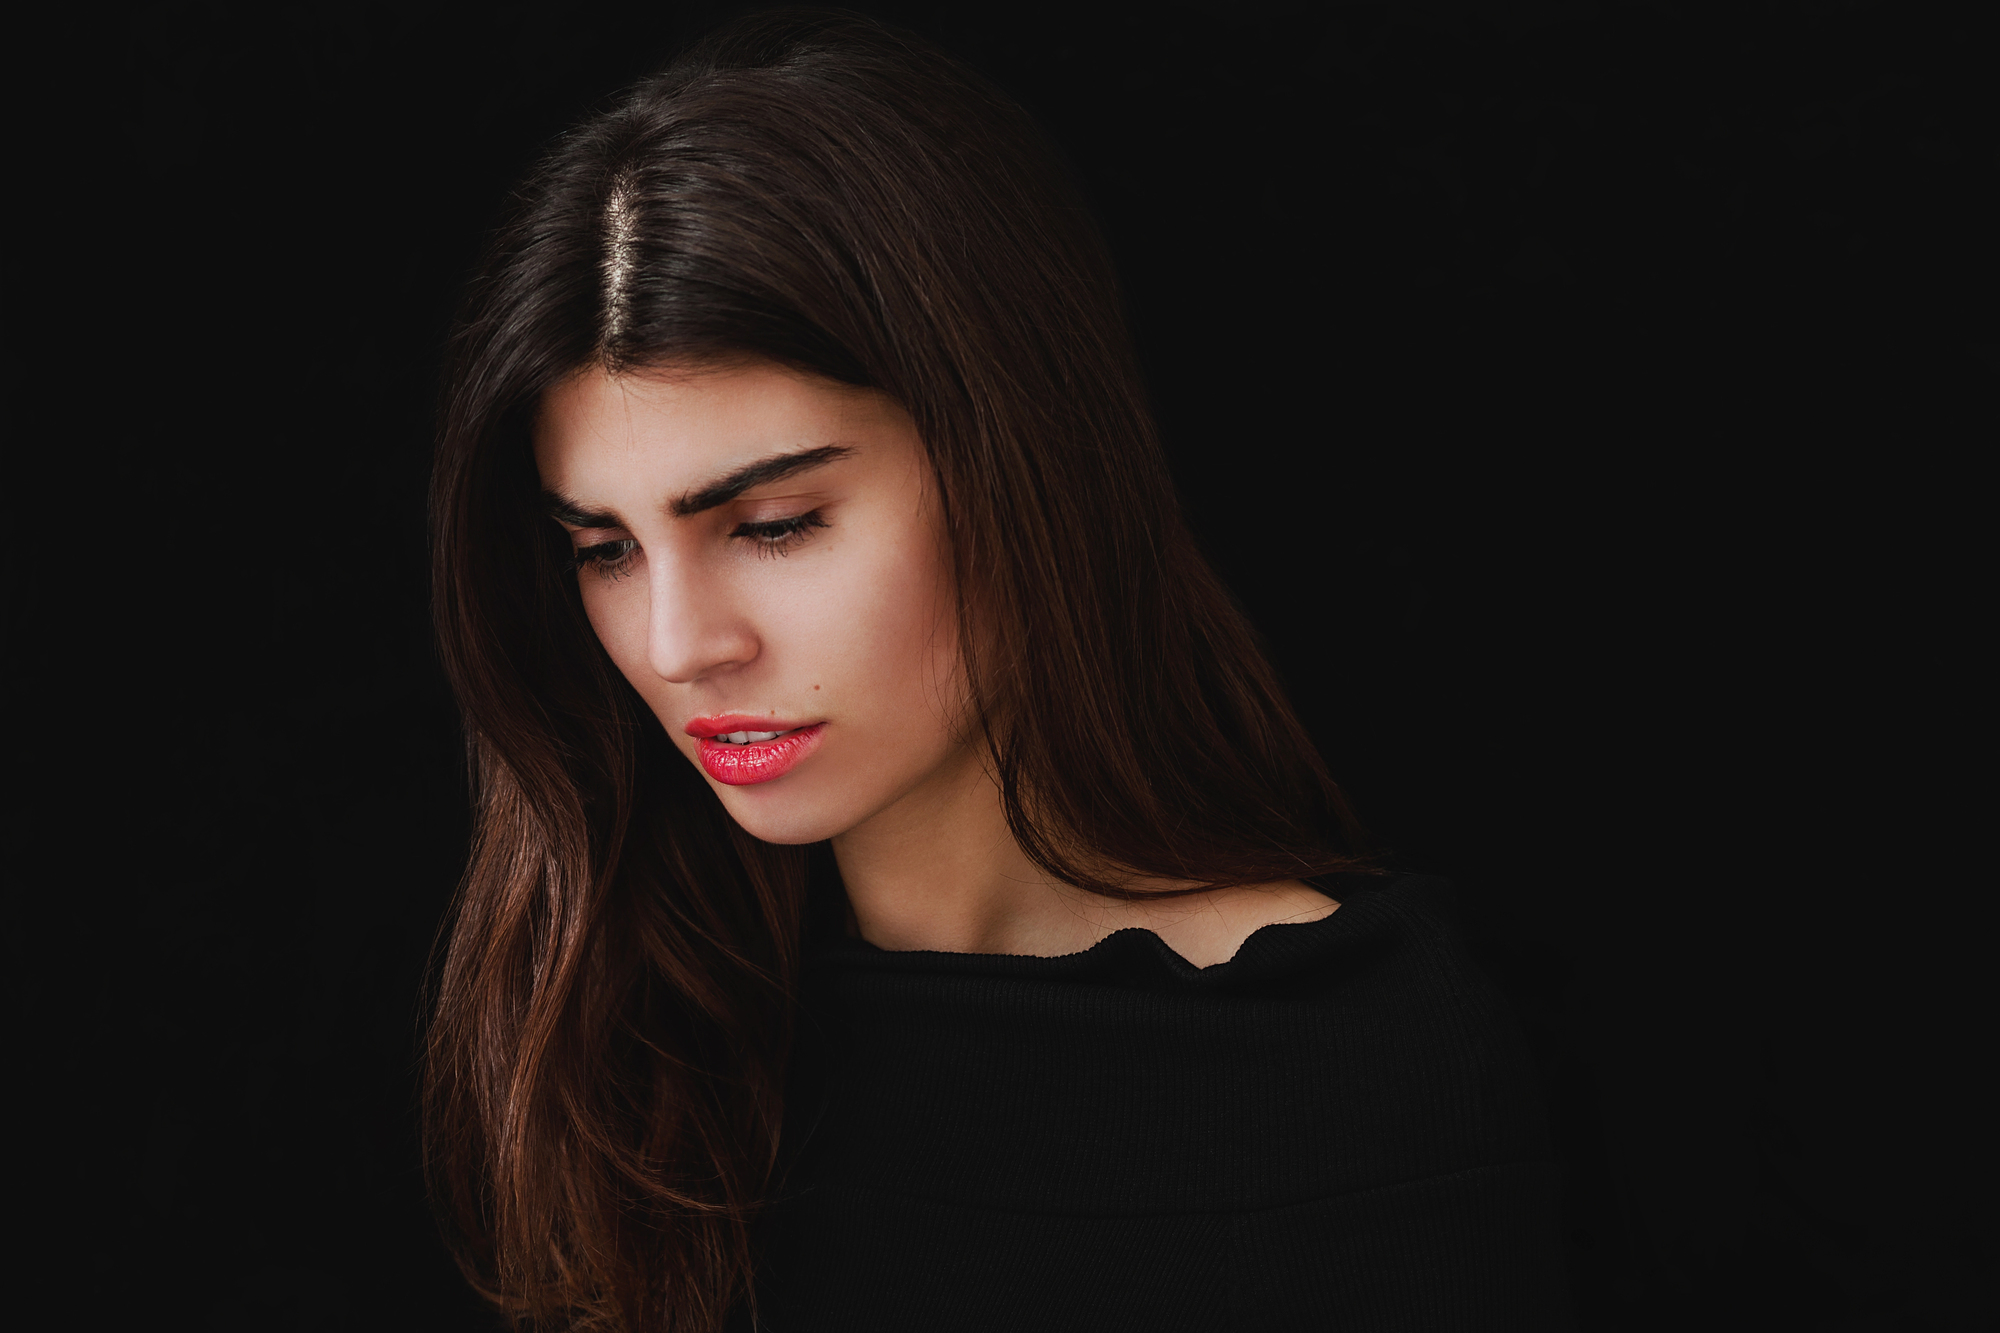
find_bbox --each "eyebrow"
[543,443,857,527]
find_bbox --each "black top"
[746,875,1573,1331]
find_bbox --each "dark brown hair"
[426,10,1368,1331]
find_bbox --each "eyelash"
[733,510,830,557]
[571,539,640,579]
[570,511,829,578]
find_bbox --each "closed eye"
[732,511,828,557]
[572,538,639,579]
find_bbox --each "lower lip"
[695,724,826,786]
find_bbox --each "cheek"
[789,534,960,724]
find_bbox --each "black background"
[11,2,1995,1329]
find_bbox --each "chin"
[710,783,861,846]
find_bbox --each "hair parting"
[598,172,641,352]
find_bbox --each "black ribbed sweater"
[745,875,1573,1330]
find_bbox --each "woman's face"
[533,361,971,845]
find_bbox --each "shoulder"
[789,872,1552,1206]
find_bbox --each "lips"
[685,716,826,786]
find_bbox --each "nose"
[644,550,759,684]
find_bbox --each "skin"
[534,360,1336,967]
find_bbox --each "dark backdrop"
[11,2,1994,1330]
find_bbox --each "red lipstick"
[685,715,826,786]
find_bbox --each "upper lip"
[684,714,819,739]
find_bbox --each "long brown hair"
[425,10,1368,1331]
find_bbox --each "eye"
[731,511,828,557]
[572,538,639,579]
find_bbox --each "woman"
[426,11,1570,1331]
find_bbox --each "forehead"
[534,362,895,488]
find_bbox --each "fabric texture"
[745,874,1574,1331]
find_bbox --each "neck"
[830,741,1077,955]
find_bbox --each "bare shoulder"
[1136,879,1339,969]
